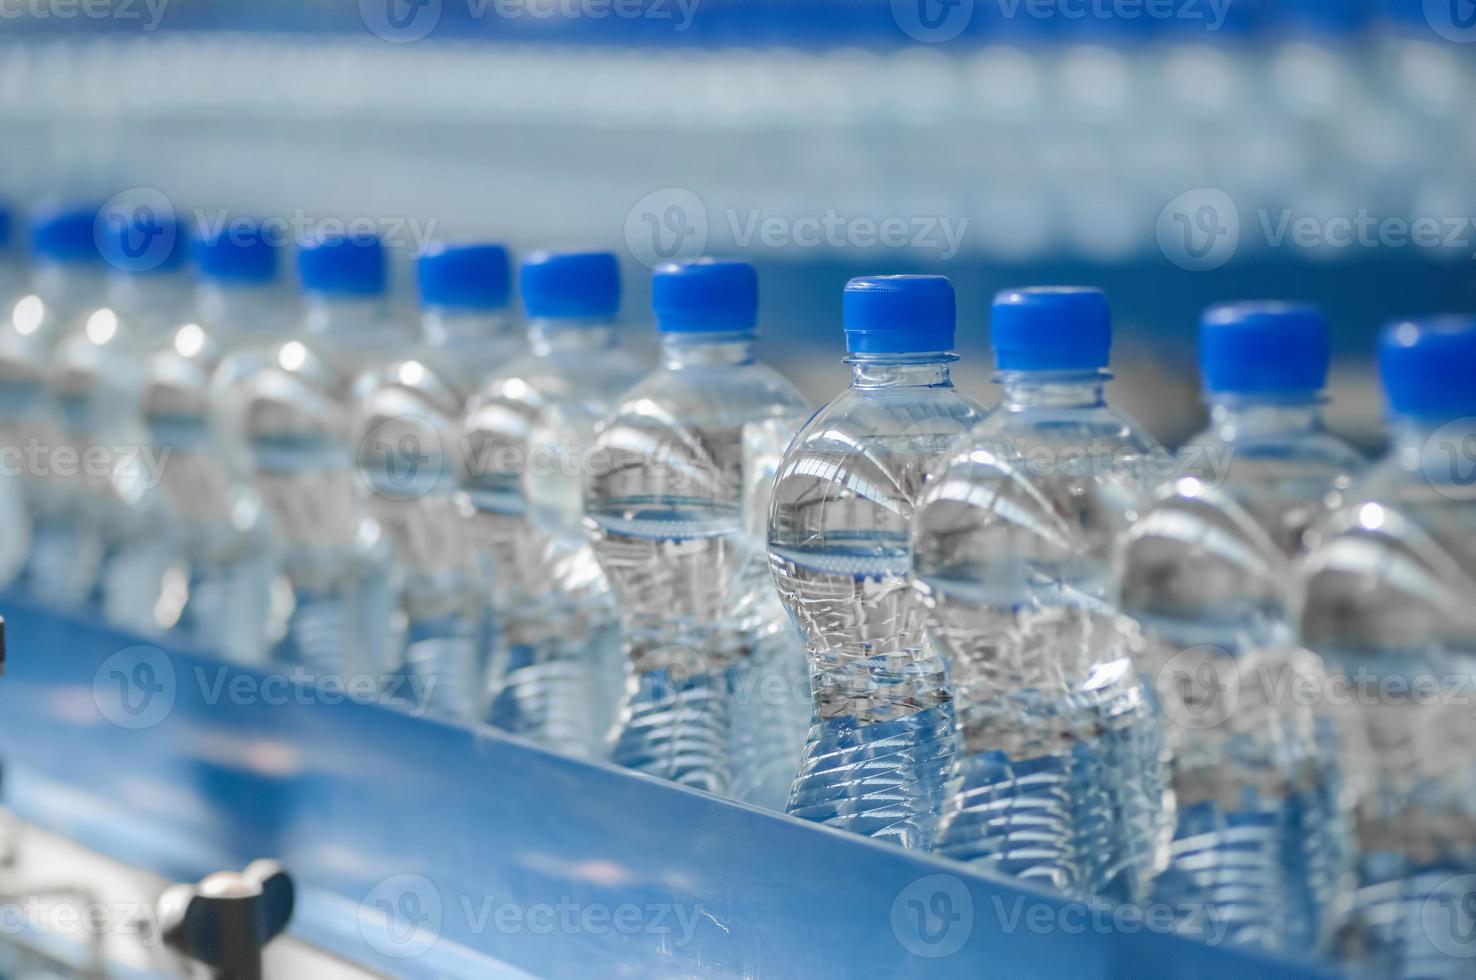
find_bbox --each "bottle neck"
[197,282,291,341]
[660,331,756,369]
[32,261,105,318]
[303,293,408,345]
[996,369,1105,409]
[1205,392,1325,439]
[106,273,195,336]
[1389,415,1476,482]
[527,317,618,356]
[847,351,956,389]
[422,307,521,350]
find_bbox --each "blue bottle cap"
[991,287,1111,372]
[520,250,620,320]
[652,259,757,333]
[842,275,955,355]
[98,209,191,275]
[416,242,511,311]
[28,202,103,264]
[195,219,280,285]
[1379,316,1476,420]
[297,232,386,298]
[1200,302,1330,395]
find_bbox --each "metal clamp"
[157,860,294,980]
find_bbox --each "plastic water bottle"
[217,233,405,678]
[911,287,1164,896]
[586,259,810,799]
[1117,303,1363,948]
[123,220,290,662]
[6,203,106,603]
[770,275,986,848]
[461,250,639,754]
[1296,317,1476,976]
[355,243,520,722]
[49,207,193,616]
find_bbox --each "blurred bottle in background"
[355,243,518,722]
[912,287,1163,897]
[771,275,985,848]
[0,202,35,588]
[216,233,402,678]
[1117,303,1362,948]
[118,220,292,661]
[462,250,638,754]
[49,203,192,619]
[7,203,106,602]
[586,260,810,800]
[1297,317,1476,977]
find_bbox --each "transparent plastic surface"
[770,353,985,848]
[1118,396,1364,948]
[586,332,810,802]
[354,310,525,724]
[46,276,191,614]
[1296,419,1476,976]
[214,298,413,679]
[912,370,1164,896]
[460,320,641,754]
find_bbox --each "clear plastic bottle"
[1117,303,1363,948]
[49,207,193,616]
[5,203,106,602]
[461,250,641,754]
[355,243,521,722]
[216,232,406,678]
[1296,317,1476,976]
[912,287,1164,897]
[123,220,291,662]
[586,259,810,799]
[770,275,985,849]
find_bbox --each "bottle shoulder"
[788,385,987,448]
[967,403,1161,456]
[606,360,811,430]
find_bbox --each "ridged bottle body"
[1119,400,1363,949]
[912,374,1164,896]
[109,289,288,660]
[353,313,523,721]
[0,269,100,598]
[215,300,410,679]
[586,335,810,800]
[1296,420,1476,976]
[462,323,642,754]
[770,356,985,848]
[48,278,189,615]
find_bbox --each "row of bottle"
[3,201,1473,974]
[0,201,814,811]
[769,278,1475,976]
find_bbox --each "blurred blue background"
[1,0,1473,442]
